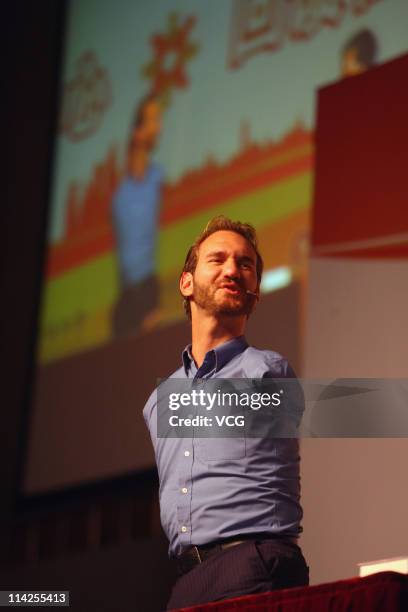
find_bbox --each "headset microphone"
[246,290,259,300]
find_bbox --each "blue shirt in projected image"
[143,336,304,557]
[112,164,163,286]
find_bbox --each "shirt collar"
[182,335,248,377]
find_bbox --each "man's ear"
[179,271,194,298]
[254,283,261,301]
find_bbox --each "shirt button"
[184,451,190,457]
[181,525,188,533]
[181,487,188,494]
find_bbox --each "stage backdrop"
[24,0,408,495]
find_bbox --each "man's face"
[134,100,162,151]
[341,48,366,77]
[186,230,259,318]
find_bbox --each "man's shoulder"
[142,365,186,423]
[244,345,297,378]
[167,364,186,379]
[245,346,304,421]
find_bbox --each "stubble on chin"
[192,283,252,317]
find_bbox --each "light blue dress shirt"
[143,336,304,557]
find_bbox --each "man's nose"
[223,258,240,278]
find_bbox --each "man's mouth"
[218,284,242,296]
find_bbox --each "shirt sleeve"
[142,388,157,430]
[261,355,305,433]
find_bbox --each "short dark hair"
[343,28,378,68]
[180,215,264,318]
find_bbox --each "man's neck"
[190,313,245,368]
[128,148,150,179]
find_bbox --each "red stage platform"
[172,571,407,611]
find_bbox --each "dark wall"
[2,0,66,552]
[2,534,176,612]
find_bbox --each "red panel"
[312,53,408,257]
[176,571,407,612]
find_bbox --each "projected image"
[38,0,404,366]
[111,94,163,337]
[26,0,408,497]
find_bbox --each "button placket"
[177,438,193,547]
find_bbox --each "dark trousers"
[112,275,158,337]
[167,538,309,610]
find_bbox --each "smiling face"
[180,230,259,319]
[133,99,162,152]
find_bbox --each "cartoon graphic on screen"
[111,94,163,336]
[142,13,198,105]
[341,28,379,77]
[38,1,401,364]
[110,12,199,338]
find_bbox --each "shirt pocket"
[197,437,246,461]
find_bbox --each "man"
[341,28,378,77]
[143,216,309,609]
[111,93,163,336]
